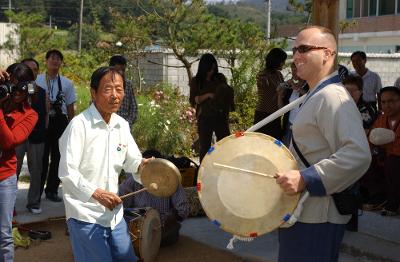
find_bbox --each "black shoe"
[46,193,62,202]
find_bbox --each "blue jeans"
[0,175,17,262]
[67,218,137,262]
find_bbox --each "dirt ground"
[14,219,246,262]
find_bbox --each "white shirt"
[58,103,142,229]
[354,69,382,103]
[288,89,301,124]
[36,73,76,115]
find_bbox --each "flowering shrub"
[132,84,197,156]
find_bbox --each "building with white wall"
[339,0,400,53]
[136,47,231,96]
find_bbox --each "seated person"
[119,175,189,246]
[367,86,400,216]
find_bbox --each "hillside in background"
[0,0,306,32]
[240,0,290,11]
[208,0,307,30]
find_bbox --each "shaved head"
[293,25,337,89]
[297,26,337,52]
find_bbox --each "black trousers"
[197,115,230,163]
[384,155,400,211]
[41,114,68,196]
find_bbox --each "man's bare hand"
[276,170,305,195]
[92,188,122,210]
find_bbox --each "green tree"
[143,0,216,82]
[67,22,104,51]
[209,18,287,130]
[2,10,68,59]
[288,0,312,23]
[111,11,152,91]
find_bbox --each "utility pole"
[78,0,84,53]
[49,15,52,29]
[8,0,11,22]
[265,0,271,42]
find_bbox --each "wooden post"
[312,0,340,67]
[312,0,340,39]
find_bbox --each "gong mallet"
[120,183,159,200]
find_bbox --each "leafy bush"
[74,83,92,114]
[132,84,197,156]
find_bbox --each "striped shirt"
[255,69,285,113]
[117,79,138,128]
[354,69,382,103]
[119,175,189,224]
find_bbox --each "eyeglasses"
[292,45,329,54]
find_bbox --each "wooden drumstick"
[120,183,159,200]
[213,163,278,179]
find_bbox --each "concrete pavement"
[15,156,400,262]
[15,177,400,262]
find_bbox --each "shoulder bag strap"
[291,137,310,168]
[57,74,63,94]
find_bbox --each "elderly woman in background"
[254,48,287,141]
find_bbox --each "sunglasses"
[292,45,329,54]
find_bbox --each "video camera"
[49,91,65,116]
[0,81,36,99]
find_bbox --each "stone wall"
[136,50,400,93]
[0,23,19,67]
[136,50,231,96]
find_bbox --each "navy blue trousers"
[278,222,345,262]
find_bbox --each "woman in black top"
[189,54,233,162]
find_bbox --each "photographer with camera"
[0,64,38,261]
[13,58,49,214]
[36,50,76,202]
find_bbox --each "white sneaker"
[28,207,42,214]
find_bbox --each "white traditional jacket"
[291,72,371,224]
